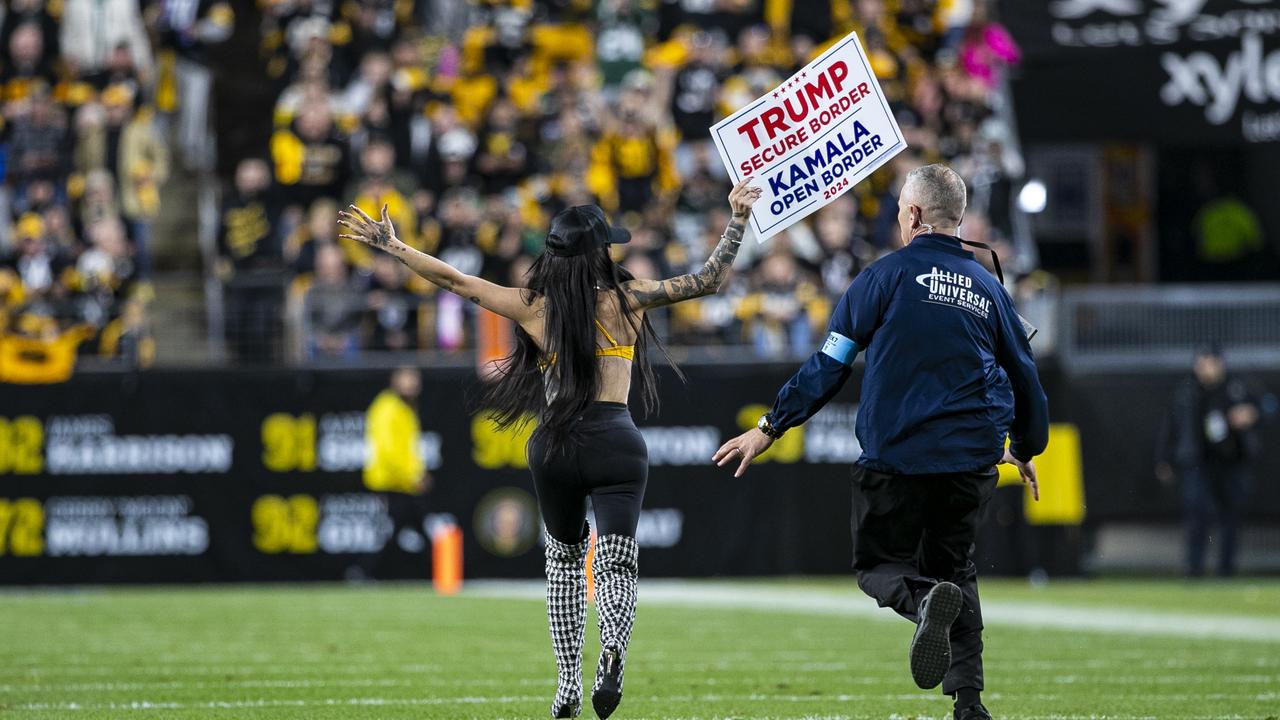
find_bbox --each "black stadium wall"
[999,0,1280,146]
[0,364,1276,584]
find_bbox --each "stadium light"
[1018,179,1048,214]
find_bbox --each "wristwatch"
[757,413,785,439]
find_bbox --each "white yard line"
[0,676,556,694]
[0,678,413,693]
[7,673,1272,696]
[9,692,1276,716]
[10,695,542,712]
[466,580,1280,643]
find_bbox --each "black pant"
[1181,462,1249,577]
[528,402,648,544]
[362,491,430,579]
[851,465,998,695]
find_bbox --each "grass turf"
[1,579,1278,719]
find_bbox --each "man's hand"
[1001,448,1038,501]
[1154,462,1175,486]
[712,428,775,478]
[1228,403,1259,430]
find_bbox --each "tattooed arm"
[338,204,535,322]
[622,177,762,311]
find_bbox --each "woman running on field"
[338,179,761,719]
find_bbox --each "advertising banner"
[0,366,863,583]
[709,31,907,241]
[1001,0,1280,144]
[3,363,1275,583]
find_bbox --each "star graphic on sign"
[772,92,779,98]
[802,71,808,77]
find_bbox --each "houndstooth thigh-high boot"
[591,534,639,719]
[545,527,590,718]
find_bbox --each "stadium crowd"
[0,0,235,373]
[214,0,1032,363]
[1,0,1030,368]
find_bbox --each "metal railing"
[190,273,1280,374]
[1059,283,1280,372]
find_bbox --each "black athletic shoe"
[909,581,963,689]
[591,649,623,719]
[552,701,580,718]
[954,703,992,720]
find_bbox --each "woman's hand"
[728,177,763,218]
[622,180,759,310]
[338,204,403,252]
[338,204,533,322]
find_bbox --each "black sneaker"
[909,581,962,689]
[591,649,623,719]
[954,703,992,720]
[552,700,580,718]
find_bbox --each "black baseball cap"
[545,205,631,257]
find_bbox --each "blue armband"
[820,331,859,366]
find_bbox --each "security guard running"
[714,164,1049,720]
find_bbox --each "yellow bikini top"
[592,320,635,360]
[540,320,635,369]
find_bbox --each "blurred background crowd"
[0,0,1037,369]
[0,0,182,374]
[239,0,1033,363]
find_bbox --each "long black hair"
[482,206,676,452]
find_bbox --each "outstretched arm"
[713,268,887,477]
[622,178,762,310]
[338,204,535,323]
[713,332,859,477]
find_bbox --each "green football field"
[2,578,1278,719]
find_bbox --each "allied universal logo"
[916,267,992,319]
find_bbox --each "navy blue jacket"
[768,233,1049,474]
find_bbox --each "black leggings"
[528,402,648,544]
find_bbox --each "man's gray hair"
[903,164,968,227]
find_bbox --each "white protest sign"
[709,32,907,242]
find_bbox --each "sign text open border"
[710,32,907,242]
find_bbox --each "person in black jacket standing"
[1156,346,1260,577]
[714,164,1049,720]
